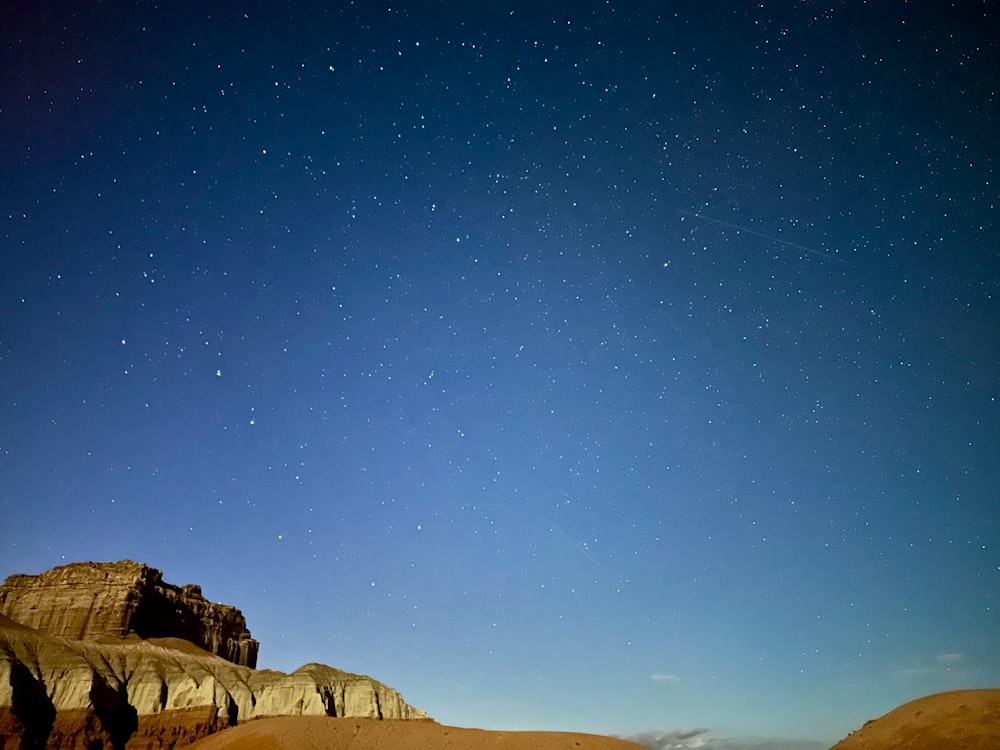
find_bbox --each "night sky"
[2,1,998,745]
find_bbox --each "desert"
[2,561,998,750]
[4,0,998,747]
[828,688,1000,750]
[184,716,644,750]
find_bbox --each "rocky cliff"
[0,561,258,668]
[0,609,427,749]
[0,561,427,749]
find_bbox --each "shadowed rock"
[0,560,258,667]
[0,612,426,749]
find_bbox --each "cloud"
[625,731,827,750]
[936,652,965,665]
[650,673,681,684]
[893,668,941,678]
[626,727,708,749]
[893,651,972,680]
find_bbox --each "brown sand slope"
[185,716,645,750]
[831,689,1000,750]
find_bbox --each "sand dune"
[185,716,646,750]
[831,689,1000,750]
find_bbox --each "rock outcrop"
[0,561,258,668]
[0,612,427,749]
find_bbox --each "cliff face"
[0,561,258,668]
[0,615,427,749]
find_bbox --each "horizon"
[2,1,997,745]
[0,551,995,745]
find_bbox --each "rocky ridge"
[0,562,427,749]
[0,560,258,668]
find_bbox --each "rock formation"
[0,562,428,749]
[0,561,258,668]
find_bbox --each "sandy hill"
[185,715,645,750]
[831,689,1000,750]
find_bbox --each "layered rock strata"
[0,615,427,749]
[0,561,258,668]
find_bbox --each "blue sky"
[2,1,997,745]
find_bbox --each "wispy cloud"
[625,731,827,750]
[936,652,965,665]
[893,667,941,678]
[626,727,707,749]
[893,651,972,680]
[650,673,681,684]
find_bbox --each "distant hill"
[831,689,1000,750]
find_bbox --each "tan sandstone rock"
[0,561,258,668]
[0,611,426,749]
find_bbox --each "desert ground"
[188,688,1000,750]
[830,688,1000,750]
[185,716,646,750]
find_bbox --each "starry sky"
[2,1,998,745]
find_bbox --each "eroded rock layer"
[0,561,258,668]
[0,618,427,749]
